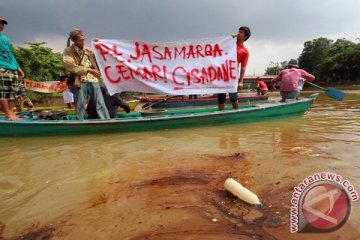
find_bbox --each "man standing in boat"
[0,16,25,120]
[270,59,315,102]
[62,29,110,120]
[217,26,251,110]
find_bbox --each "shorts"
[217,92,238,104]
[63,89,74,103]
[280,91,300,99]
[257,88,268,95]
[0,68,19,100]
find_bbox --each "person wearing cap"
[62,29,110,120]
[270,59,315,102]
[0,16,25,120]
[218,26,251,110]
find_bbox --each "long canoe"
[0,94,318,137]
[140,95,269,108]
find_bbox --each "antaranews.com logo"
[290,172,359,233]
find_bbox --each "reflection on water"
[0,91,360,239]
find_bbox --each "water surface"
[0,90,359,239]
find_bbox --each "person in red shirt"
[271,59,315,102]
[217,26,251,110]
[255,77,268,95]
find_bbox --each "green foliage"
[324,39,360,83]
[300,38,360,83]
[13,42,63,81]
[299,37,333,74]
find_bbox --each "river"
[0,90,359,239]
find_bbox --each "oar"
[306,82,345,101]
[142,95,177,110]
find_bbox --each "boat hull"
[0,94,318,137]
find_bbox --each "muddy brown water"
[0,90,359,239]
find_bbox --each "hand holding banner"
[92,36,238,96]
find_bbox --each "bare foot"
[5,116,17,121]
[5,114,21,121]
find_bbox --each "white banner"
[92,36,238,95]
[24,80,67,93]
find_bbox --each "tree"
[346,42,360,81]
[13,42,63,81]
[264,61,287,75]
[325,39,359,82]
[300,38,360,83]
[298,38,333,81]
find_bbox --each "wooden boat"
[0,100,139,116]
[139,94,269,108]
[0,94,318,137]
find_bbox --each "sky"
[1,0,360,75]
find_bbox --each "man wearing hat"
[0,16,25,120]
[270,59,315,102]
[62,29,110,120]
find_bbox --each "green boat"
[0,94,318,137]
